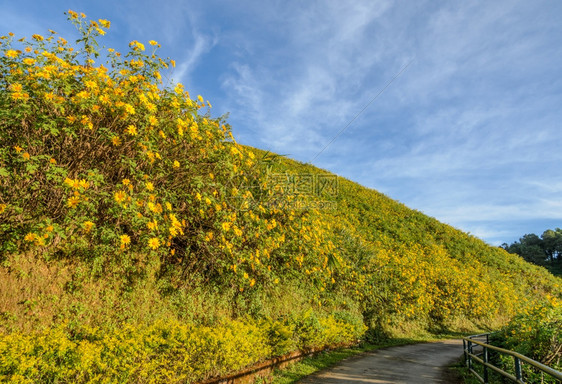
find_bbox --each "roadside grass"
[448,357,482,384]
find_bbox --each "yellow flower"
[14,146,23,153]
[149,40,158,46]
[126,125,137,136]
[67,9,78,19]
[197,95,204,103]
[98,19,111,28]
[11,92,29,101]
[222,222,231,232]
[122,179,130,185]
[10,83,23,92]
[23,58,35,65]
[99,94,110,104]
[145,182,154,191]
[129,40,145,51]
[78,179,90,189]
[233,226,242,237]
[111,136,121,146]
[82,221,95,233]
[32,34,44,41]
[5,50,19,58]
[63,178,74,188]
[124,104,135,115]
[114,190,127,203]
[120,234,131,248]
[22,152,30,160]
[76,91,90,100]
[67,195,80,208]
[170,60,176,67]
[24,233,36,242]
[147,220,158,231]
[173,160,180,168]
[148,237,160,249]
[84,79,97,89]
[148,116,158,126]
[0,204,6,214]
[81,115,93,130]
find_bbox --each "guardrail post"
[514,357,523,382]
[468,340,473,370]
[483,346,489,383]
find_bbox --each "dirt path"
[298,339,464,383]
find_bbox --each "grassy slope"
[2,149,560,335]
[260,150,561,335]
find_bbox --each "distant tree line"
[501,228,562,267]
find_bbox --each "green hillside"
[259,151,561,336]
[0,12,560,383]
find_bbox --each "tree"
[502,233,547,265]
[541,228,562,265]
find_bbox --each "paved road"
[298,339,464,383]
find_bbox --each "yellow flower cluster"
[0,314,365,383]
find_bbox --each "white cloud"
[219,1,403,158]
[172,32,217,85]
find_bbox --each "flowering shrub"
[0,313,365,383]
[0,11,324,293]
[492,297,561,381]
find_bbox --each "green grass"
[447,357,482,384]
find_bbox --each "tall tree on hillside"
[502,233,547,265]
[542,228,562,265]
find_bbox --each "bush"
[0,10,318,294]
[494,297,561,382]
[0,313,365,383]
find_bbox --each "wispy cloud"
[111,0,217,86]
[171,31,217,86]
[218,1,399,156]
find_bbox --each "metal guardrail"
[463,333,562,383]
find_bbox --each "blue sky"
[2,0,561,245]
